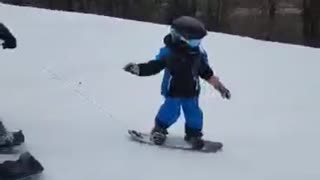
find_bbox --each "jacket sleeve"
[0,23,16,48]
[137,59,166,76]
[0,23,13,41]
[136,47,169,76]
[199,50,214,80]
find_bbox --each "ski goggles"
[170,28,202,48]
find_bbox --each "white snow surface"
[1,3,320,180]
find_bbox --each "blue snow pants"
[155,97,203,135]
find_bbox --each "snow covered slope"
[1,3,320,180]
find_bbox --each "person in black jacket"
[0,22,44,180]
[124,16,231,149]
[0,23,24,148]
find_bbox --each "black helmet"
[170,16,207,47]
[171,16,207,40]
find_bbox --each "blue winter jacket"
[156,35,211,97]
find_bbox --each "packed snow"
[0,3,320,180]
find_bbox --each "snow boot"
[150,125,168,145]
[0,152,44,179]
[184,134,205,150]
[184,126,205,150]
[0,122,25,148]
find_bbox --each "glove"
[123,63,140,75]
[2,36,16,49]
[216,84,231,99]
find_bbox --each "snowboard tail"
[128,129,223,153]
[3,173,42,180]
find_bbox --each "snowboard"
[3,173,42,180]
[0,144,26,154]
[128,129,223,153]
[0,147,17,154]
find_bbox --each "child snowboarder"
[124,16,231,149]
